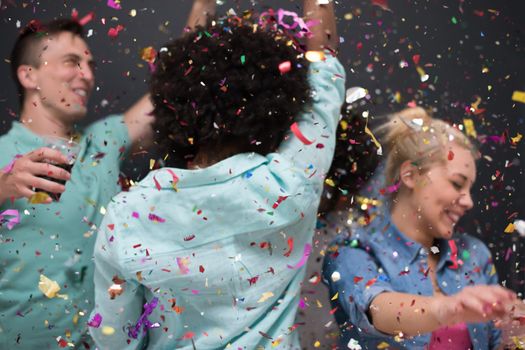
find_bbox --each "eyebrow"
[452,173,475,185]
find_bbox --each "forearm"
[304,0,338,52]
[186,0,216,31]
[370,292,444,337]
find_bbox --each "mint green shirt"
[0,115,130,348]
[90,56,345,349]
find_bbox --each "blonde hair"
[376,107,479,188]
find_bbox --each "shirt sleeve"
[480,243,502,350]
[276,54,346,182]
[322,240,395,338]
[89,204,146,350]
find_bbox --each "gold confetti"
[463,118,477,138]
[257,292,274,303]
[512,91,525,104]
[504,223,515,233]
[38,274,68,300]
[305,51,325,62]
[29,192,50,204]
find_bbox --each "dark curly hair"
[320,103,381,213]
[150,15,311,166]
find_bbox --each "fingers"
[27,147,69,165]
[30,162,71,182]
[28,176,66,196]
[456,286,516,321]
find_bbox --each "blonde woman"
[323,107,522,349]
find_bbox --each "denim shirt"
[322,213,501,350]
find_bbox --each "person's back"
[89,1,345,349]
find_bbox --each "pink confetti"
[132,211,140,218]
[278,61,291,74]
[177,257,190,275]
[2,154,22,173]
[0,209,20,230]
[87,313,102,328]
[287,243,312,269]
[148,213,165,223]
[107,0,122,10]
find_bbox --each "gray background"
[1,0,524,346]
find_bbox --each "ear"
[17,64,38,90]
[398,160,417,190]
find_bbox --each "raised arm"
[123,0,217,148]
[304,0,338,52]
[185,0,216,31]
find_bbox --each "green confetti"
[240,55,246,64]
[451,16,458,24]
[462,250,470,260]
[350,239,359,248]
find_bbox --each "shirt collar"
[139,152,268,190]
[367,213,454,267]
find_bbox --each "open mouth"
[444,209,460,226]
[73,88,88,106]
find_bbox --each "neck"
[390,196,434,248]
[19,98,73,138]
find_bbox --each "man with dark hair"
[0,15,155,350]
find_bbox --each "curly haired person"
[89,0,345,349]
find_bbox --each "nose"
[458,190,474,211]
[78,61,95,85]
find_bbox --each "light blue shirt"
[322,212,501,350]
[89,55,346,349]
[0,116,129,349]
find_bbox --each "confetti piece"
[107,0,122,10]
[371,0,391,12]
[504,223,515,233]
[512,91,525,104]
[38,274,68,299]
[283,237,294,257]
[128,297,160,339]
[290,122,314,145]
[258,292,274,303]
[102,326,115,335]
[87,313,102,328]
[345,87,367,104]
[108,24,124,39]
[278,61,292,74]
[0,209,20,230]
[272,195,289,209]
[287,243,312,269]
[305,51,325,62]
[364,119,382,155]
[448,150,454,160]
[177,257,190,275]
[514,220,525,237]
[347,338,363,350]
[29,192,50,204]
[71,10,95,26]
[2,154,22,173]
[511,133,523,145]
[331,271,341,282]
[463,118,477,138]
[330,292,339,301]
[148,213,166,223]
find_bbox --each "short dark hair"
[10,18,84,107]
[150,16,311,165]
[320,103,381,213]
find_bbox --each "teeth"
[446,211,460,224]
[74,89,87,97]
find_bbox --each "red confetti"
[448,150,455,160]
[108,24,124,39]
[353,276,364,284]
[290,122,314,145]
[412,54,421,65]
[283,237,294,257]
[272,195,289,209]
[365,278,377,287]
